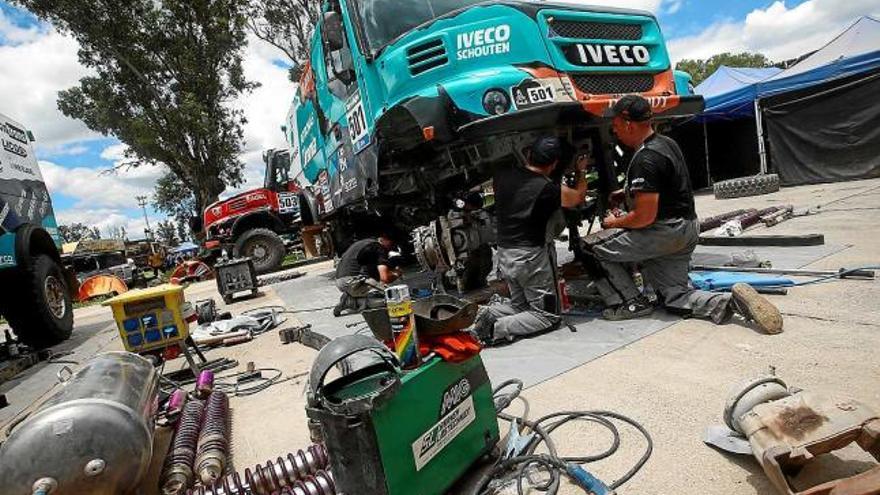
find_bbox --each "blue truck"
[0,112,73,348]
[281,0,701,289]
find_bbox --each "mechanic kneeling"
[587,95,783,334]
[472,136,588,344]
[333,232,401,317]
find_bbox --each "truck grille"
[571,74,654,95]
[549,21,642,40]
[407,38,448,75]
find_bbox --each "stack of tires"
[713,174,780,200]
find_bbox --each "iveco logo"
[567,44,650,67]
[2,123,28,144]
[456,24,511,60]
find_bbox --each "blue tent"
[696,66,782,118]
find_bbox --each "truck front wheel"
[234,228,285,274]
[4,254,74,349]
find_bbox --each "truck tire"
[714,174,780,200]
[4,254,74,349]
[234,228,285,274]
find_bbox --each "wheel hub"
[44,275,67,320]
[250,243,268,260]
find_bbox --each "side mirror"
[323,11,344,52]
[27,131,35,142]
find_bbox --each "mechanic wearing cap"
[333,233,401,317]
[586,94,783,333]
[472,135,589,344]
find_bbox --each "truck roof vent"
[407,38,448,76]
[550,21,642,41]
[571,74,654,95]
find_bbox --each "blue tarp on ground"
[689,272,794,291]
[693,16,880,121]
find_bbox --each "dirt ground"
[1,178,878,495]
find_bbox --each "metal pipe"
[0,352,158,495]
[691,265,875,279]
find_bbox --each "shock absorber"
[187,444,331,495]
[161,398,206,495]
[195,391,230,484]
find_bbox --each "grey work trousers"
[589,218,732,323]
[335,275,386,312]
[480,245,561,343]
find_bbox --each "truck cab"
[0,112,74,348]
[287,0,703,288]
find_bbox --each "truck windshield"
[355,0,484,52]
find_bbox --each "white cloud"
[0,8,45,45]
[665,0,684,15]
[0,22,99,150]
[54,207,158,240]
[669,0,880,62]
[40,159,164,209]
[229,35,297,195]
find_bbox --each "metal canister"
[0,352,158,495]
[385,285,421,369]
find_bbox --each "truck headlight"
[483,89,511,116]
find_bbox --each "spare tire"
[714,174,780,200]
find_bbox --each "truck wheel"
[234,228,285,274]
[714,174,780,200]
[4,255,74,349]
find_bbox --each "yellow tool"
[104,284,190,354]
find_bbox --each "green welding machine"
[306,334,499,495]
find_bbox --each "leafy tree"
[58,223,101,243]
[15,0,257,214]
[176,220,190,244]
[155,220,180,247]
[248,0,321,80]
[676,52,774,86]
[153,172,198,225]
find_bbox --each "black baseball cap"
[607,95,653,122]
[530,135,561,166]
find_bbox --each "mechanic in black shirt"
[333,233,401,317]
[471,135,588,344]
[586,95,782,333]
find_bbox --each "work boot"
[602,296,654,321]
[731,283,784,334]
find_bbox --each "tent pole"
[755,98,768,175]
[703,121,712,186]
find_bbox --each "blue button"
[163,325,179,339]
[127,333,143,348]
[144,329,162,343]
[141,314,158,327]
[123,318,140,333]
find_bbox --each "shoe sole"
[732,283,783,334]
[603,306,654,321]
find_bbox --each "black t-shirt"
[494,164,562,248]
[335,238,389,280]
[625,134,697,221]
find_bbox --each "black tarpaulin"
[764,69,880,186]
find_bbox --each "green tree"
[58,223,101,243]
[153,172,198,225]
[155,220,180,247]
[676,52,774,86]
[248,0,321,80]
[15,0,257,215]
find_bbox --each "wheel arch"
[15,224,61,268]
[231,212,285,240]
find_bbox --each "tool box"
[306,335,499,495]
[214,257,259,304]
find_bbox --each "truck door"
[317,3,373,214]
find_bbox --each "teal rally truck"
[282,0,702,290]
[0,112,74,349]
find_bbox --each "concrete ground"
[1,178,878,495]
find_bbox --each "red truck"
[201,149,322,273]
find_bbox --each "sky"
[1,0,878,239]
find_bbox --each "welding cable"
[485,379,653,495]
[213,367,298,397]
